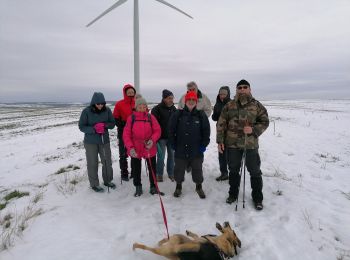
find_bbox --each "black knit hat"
[162,89,173,99]
[236,79,250,87]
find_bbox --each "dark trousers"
[118,137,128,175]
[227,148,263,202]
[131,156,156,187]
[84,143,113,187]
[174,157,204,184]
[218,149,228,175]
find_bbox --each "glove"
[199,146,206,153]
[130,148,138,158]
[145,140,153,150]
[94,123,105,134]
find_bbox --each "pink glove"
[94,123,105,134]
[145,140,153,150]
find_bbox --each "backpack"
[131,113,152,129]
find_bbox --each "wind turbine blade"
[153,0,193,19]
[86,0,128,27]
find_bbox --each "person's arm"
[105,108,116,129]
[202,95,212,117]
[78,109,95,134]
[216,104,229,144]
[252,102,269,137]
[211,103,220,121]
[200,112,211,147]
[168,111,179,148]
[122,115,134,152]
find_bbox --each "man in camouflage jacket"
[216,79,269,210]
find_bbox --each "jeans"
[156,139,174,177]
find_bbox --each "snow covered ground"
[0,100,349,260]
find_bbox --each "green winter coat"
[216,94,269,149]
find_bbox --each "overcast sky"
[1,0,350,103]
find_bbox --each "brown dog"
[133,222,241,260]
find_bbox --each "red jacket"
[113,84,136,122]
[123,111,161,159]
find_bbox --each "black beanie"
[162,89,173,99]
[236,79,250,87]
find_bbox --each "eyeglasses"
[237,86,249,90]
[96,103,104,106]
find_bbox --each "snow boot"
[254,201,263,211]
[104,182,116,189]
[149,186,165,196]
[134,185,143,197]
[195,184,206,199]
[226,195,237,204]
[216,174,229,181]
[92,186,104,193]
[173,183,182,198]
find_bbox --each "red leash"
[146,155,170,239]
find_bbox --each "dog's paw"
[132,243,138,251]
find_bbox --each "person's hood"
[216,86,231,104]
[123,84,136,100]
[90,92,106,106]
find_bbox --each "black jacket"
[211,86,231,122]
[169,106,210,159]
[151,101,177,139]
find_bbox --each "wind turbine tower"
[87,0,193,93]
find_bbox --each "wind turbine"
[86,0,193,93]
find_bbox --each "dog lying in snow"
[133,221,241,260]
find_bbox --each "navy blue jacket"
[169,106,210,159]
[79,92,115,144]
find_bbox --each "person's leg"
[131,158,142,187]
[227,148,243,201]
[245,149,263,203]
[191,157,205,199]
[146,156,157,188]
[216,150,229,181]
[99,143,114,185]
[173,158,187,197]
[84,143,100,188]
[156,139,166,180]
[165,140,175,179]
[118,136,129,180]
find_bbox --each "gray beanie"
[135,97,147,108]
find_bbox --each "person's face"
[95,103,104,110]
[236,85,251,96]
[163,96,174,107]
[187,84,197,93]
[219,92,228,102]
[185,99,196,110]
[126,88,135,97]
[136,104,147,112]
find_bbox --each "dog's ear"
[216,222,224,233]
[223,221,231,229]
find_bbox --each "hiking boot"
[216,174,229,181]
[173,183,182,198]
[226,195,237,204]
[254,201,263,211]
[195,184,206,199]
[149,186,165,196]
[134,186,143,197]
[121,174,129,181]
[156,175,163,182]
[104,182,116,189]
[92,186,104,193]
[169,176,175,182]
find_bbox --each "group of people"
[78,79,269,210]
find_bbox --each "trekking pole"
[235,151,245,211]
[101,134,109,193]
[242,120,250,209]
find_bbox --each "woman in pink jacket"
[123,97,163,197]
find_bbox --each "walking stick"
[101,134,109,193]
